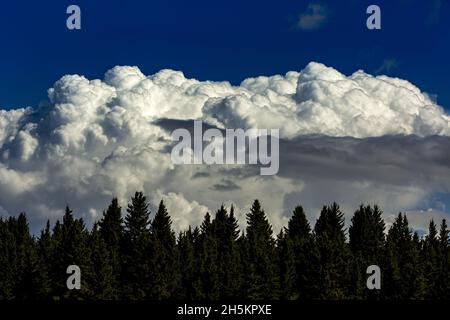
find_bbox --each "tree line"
[0,192,449,300]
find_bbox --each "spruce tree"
[384,214,426,299]
[242,200,280,299]
[0,217,17,299]
[122,192,152,299]
[277,229,296,299]
[422,220,440,299]
[313,203,351,299]
[37,220,56,297]
[149,200,179,299]
[196,211,220,300]
[87,223,115,299]
[177,227,199,299]
[348,205,385,299]
[51,206,92,299]
[284,205,318,299]
[210,205,242,299]
[14,213,51,300]
[436,219,450,299]
[98,197,124,299]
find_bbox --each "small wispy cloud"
[374,58,398,75]
[297,3,328,30]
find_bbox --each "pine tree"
[277,229,296,299]
[210,205,242,299]
[0,217,17,299]
[242,200,280,299]
[148,200,179,299]
[196,211,220,300]
[15,213,51,300]
[98,197,124,299]
[422,220,440,299]
[0,214,51,300]
[87,223,115,299]
[124,192,150,242]
[284,205,318,299]
[177,227,199,299]
[51,206,93,299]
[314,203,351,299]
[410,232,427,299]
[384,214,426,299]
[348,205,385,299]
[122,192,152,299]
[436,219,450,299]
[37,220,56,297]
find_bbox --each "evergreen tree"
[436,219,450,299]
[177,227,200,299]
[314,203,351,299]
[19,214,50,300]
[242,200,280,299]
[384,214,426,299]
[37,220,55,298]
[98,197,124,299]
[422,220,440,299]
[348,205,385,299]
[0,217,17,299]
[196,211,220,300]
[148,200,179,299]
[3,196,450,301]
[0,214,50,300]
[51,206,92,299]
[277,229,296,299]
[210,205,242,299]
[122,192,152,299]
[284,205,318,299]
[87,223,115,299]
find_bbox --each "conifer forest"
[1,192,449,300]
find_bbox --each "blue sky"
[1,0,449,110]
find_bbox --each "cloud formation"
[0,62,449,234]
[297,3,328,30]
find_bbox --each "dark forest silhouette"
[0,192,449,300]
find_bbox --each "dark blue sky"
[1,0,449,110]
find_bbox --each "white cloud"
[203,62,450,138]
[150,190,210,232]
[297,4,328,30]
[0,62,449,233]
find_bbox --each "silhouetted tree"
[122,192,151,299]
[314,203,351,299]
[1,195,450,301]
[422,220,440,299]
[148,200,179,299]
[242,200,280,299]
[283,206,319,299]
[98,198,124,299]
[349,205,385,299]
[51,206,92,299]
[384,214,426,299]
[436,219,450,299]
[87,223,115,299]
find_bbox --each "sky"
[1,0,449,110]
[1,0,450,235]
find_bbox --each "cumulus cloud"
[203,62,449,138]
[149,190,210,232]
[0,62,449,234]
